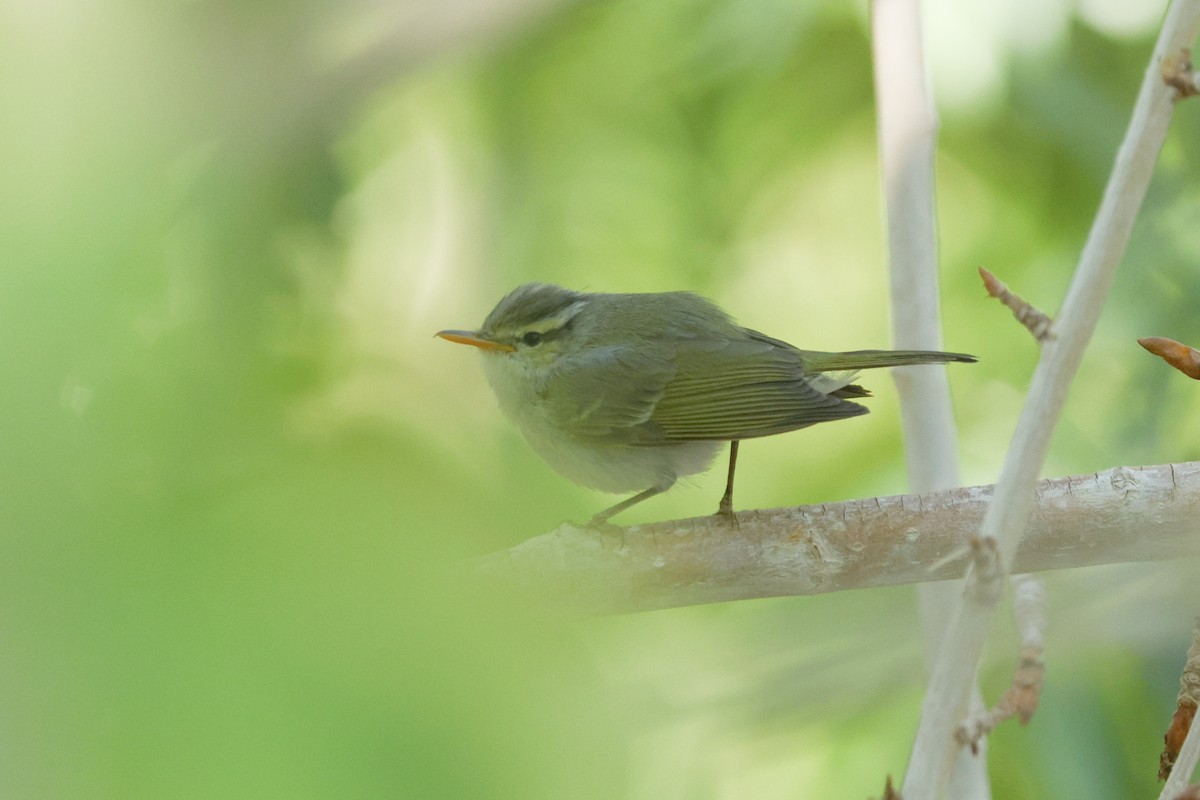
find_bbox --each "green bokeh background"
[3,1,1198,797]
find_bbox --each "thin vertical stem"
[871,0,990,795]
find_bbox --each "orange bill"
[435,329,516,352]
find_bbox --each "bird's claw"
[583,516,626,549]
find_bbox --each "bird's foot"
[713,499,740,528]
[582,515,626,549]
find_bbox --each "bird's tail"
[801,349,977,372]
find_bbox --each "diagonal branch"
[903,3,1200,795]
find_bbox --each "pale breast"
[480,352,721,493]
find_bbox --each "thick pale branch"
[473,462,1200,616]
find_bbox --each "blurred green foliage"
[2,1,1198,797]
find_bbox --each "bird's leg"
[589,477,676,528]
[715,440,739,520]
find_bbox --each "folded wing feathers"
[644,340,868,442]
[565,332,971,445]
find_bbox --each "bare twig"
[957,575,1046,748]
[1163,47,1200,98]
[876,775,902,800]
[1007,573,1047,722]
[1140,337,1200,379]
[1162,698,1200,798]
[1163,706,1199,781]
[980,267,1053,343]
[472,462,1200,616]
[1161,617,1200,782]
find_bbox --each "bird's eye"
[522,331,543,347]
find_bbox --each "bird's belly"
[520,425,721,494]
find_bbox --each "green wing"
[538,324,968,444]
[540,336,867,444]
[538,344,676,440]
[643,337,866,442]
